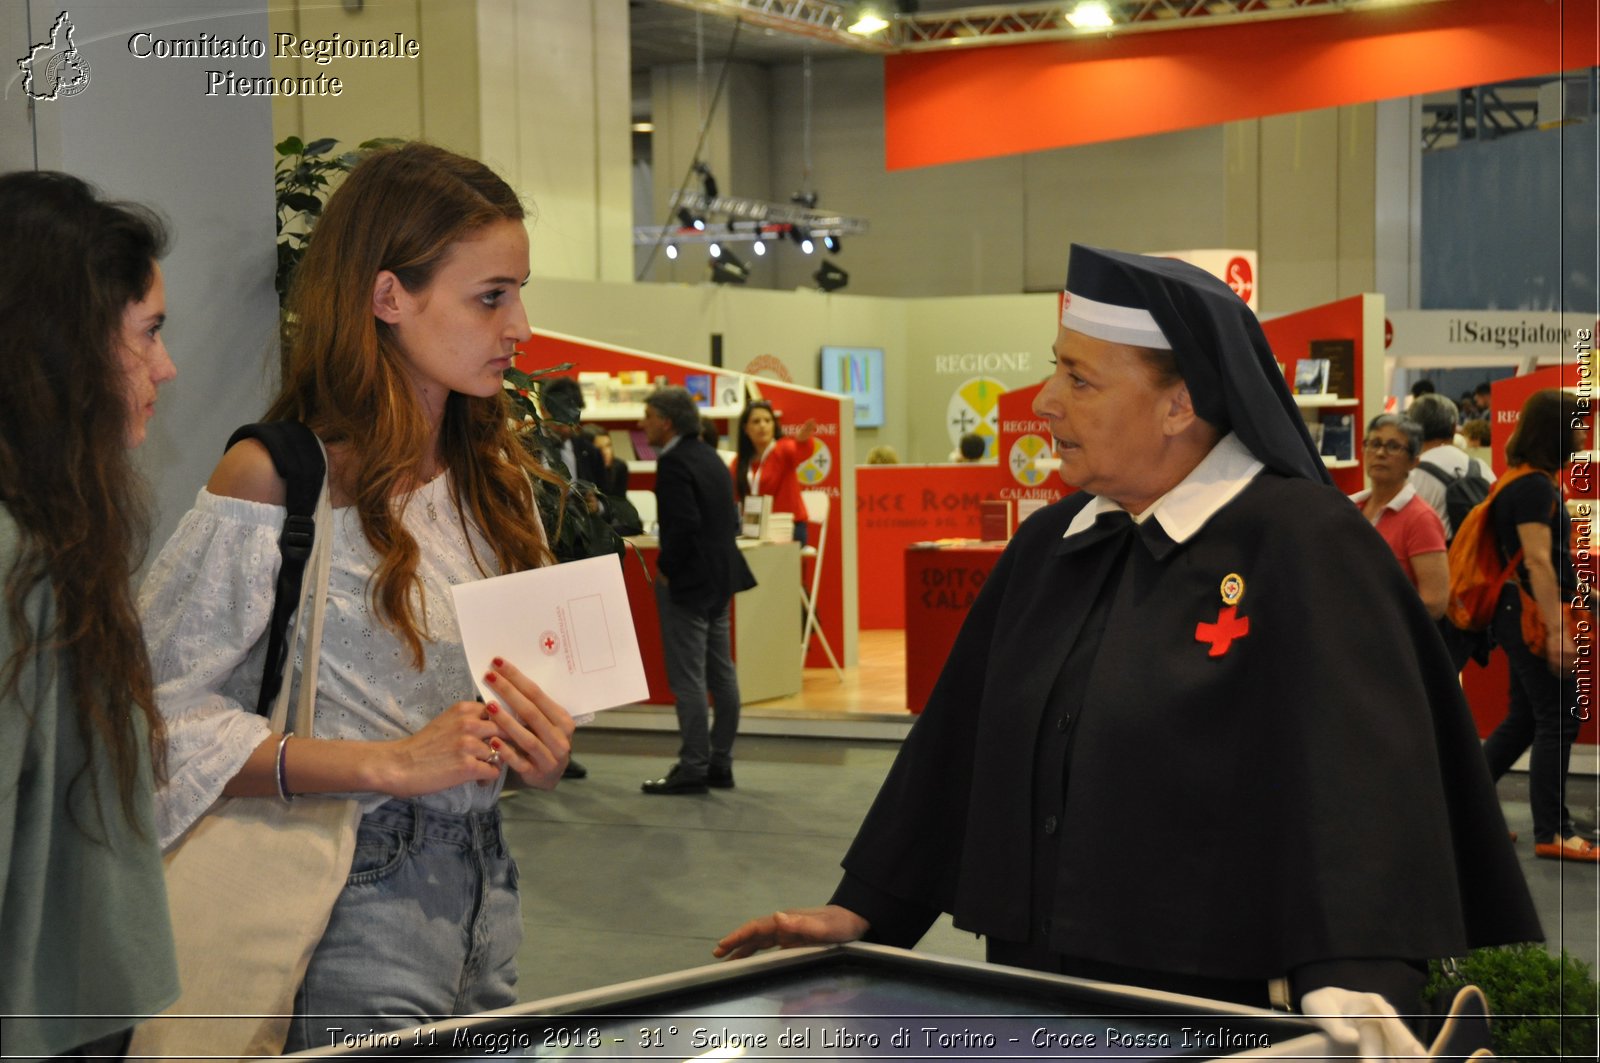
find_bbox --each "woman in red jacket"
[733,400,817,546]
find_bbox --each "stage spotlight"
[823,234,842,253]
[813,258,848,292]
[665,244,678,261]
[752,239,767,256]
[711,247,750,286]
[709,242,723,258]
[676,207,705,231]
[801,237,815,254]
[695,162,718,198]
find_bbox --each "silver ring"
[486,750,501,766]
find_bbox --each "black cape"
[839,473,1539,979]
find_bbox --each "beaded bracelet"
[275,731,295,802]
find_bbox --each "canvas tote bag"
[131,466,361,1062]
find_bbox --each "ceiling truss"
[652,0,1453,54]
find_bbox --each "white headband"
[1061,290,1172,350]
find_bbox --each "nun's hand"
[712,905,867,961]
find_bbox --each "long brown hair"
[1505,388,1575,473]
[267,143,562,666]
[0,171,167,831]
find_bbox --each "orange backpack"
[1444,466,1556,633]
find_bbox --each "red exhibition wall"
[856,384,1071,629]
[883,0,1599,170]
[856,464,999,629]
[1260,294,1367,495]
[516,330,849,670]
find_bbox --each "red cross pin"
[1194,605,1250,657]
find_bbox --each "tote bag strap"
[271,437,333,737]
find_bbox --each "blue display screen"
[819,346,886,428]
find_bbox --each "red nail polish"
[484,672,497,684]
[492,657,505,668]
[490,739,502,750]
[485,702,499,714]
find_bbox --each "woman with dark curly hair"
[0,170,180,1057]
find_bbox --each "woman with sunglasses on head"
[734,399,818,546]
[138,143,577,1049]
[1,170,180,1059]
[1350,414,1449,620]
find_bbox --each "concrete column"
[9,0,279,553]
[478,0,632,284]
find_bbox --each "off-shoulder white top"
[139,473,507,849]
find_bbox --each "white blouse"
[139,473,507,849]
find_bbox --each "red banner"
[855,464,1003,629]
[884,0,1598,170]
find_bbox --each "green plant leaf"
[282,192,323,213]
[275,135,304,156]
[303,137,339,157]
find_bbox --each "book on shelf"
[1293,357,1330,396]
[1306,422,1326,449]
[1320,414,1355,462]
[684,373,713,407]
[577,371,611,407]
[1311,339,1355,401]
[979,499,1014,542]
[627,428,658,461]
[607,429,636,462]
[714,373,744,408]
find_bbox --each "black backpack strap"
[224,422,327,716]
[1416,460,1455,486]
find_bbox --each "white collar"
[657,434,681,455]
[1062,432,1265,545]
[1349,481,1417,512]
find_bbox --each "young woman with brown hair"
[139,143,576,1047]
[0,170,180,1057]
[1479,388,1594,861]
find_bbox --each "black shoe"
[641,765,708,795]
[707,765,735,790]
[562,758,588,780]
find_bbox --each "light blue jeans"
[283,799,521,1053]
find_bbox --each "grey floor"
[502,730,1598,1005]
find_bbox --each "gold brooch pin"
[1220,573,1245,607]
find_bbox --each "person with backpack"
[1408,393,1490,540]
[1350,414,1449,620]
[1472,389,1594,862]
[138,144,579,1047]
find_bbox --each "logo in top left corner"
[17,11,91,101]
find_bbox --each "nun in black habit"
[715,246,1540,1055]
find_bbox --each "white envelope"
[451,554,648,718]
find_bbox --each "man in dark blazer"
[539,375,609,489]
[639,386,756,795]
